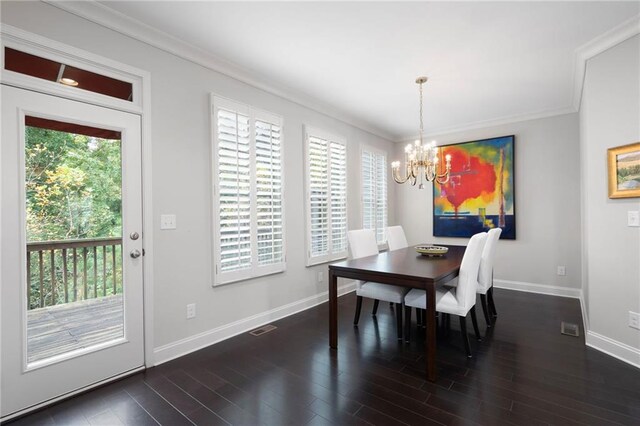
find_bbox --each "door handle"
[130,249,141,259]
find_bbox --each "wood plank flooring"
[27,295,123,363]
[7,289,640,425]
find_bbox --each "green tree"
[25,127,122,241]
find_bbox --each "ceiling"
[96,1,639,140]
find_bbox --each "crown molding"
[571,14,640,111]
[44,0,396,141]
[395,105,576,143]
[42,1,639,142]
[395,14,640,143]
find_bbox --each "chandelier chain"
[419,80,424,144]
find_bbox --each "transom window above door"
[4,47,133,101]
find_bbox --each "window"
[304,127,348,266]
[212,96,285,285]
[4,47,134,102]
[361,147,388,244]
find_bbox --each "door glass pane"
[25,116,124,365]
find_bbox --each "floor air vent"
[561,321,580,337]
[249,324,277,336]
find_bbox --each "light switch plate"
[628,211,640,227]
[160,214,177,230]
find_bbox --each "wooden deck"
[27,295,123,363]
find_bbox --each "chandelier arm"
[425,164,436,182]
[435,174,450,185]
[410,162,419,179]
[392,167,411,184]
[436,164,451,179]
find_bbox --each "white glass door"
[1,85,144,418]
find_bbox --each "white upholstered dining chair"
[441,227,502,328]
[347,229,408,340]
[404,232,487,357]
[386,225,408,251]
[478,227,502,326]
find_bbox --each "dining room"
[1,1,639,425]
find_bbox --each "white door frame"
[0,24,155,413]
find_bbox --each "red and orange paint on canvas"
[433,136,515,239]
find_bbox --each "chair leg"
[404,306,412,343]
[459,315,472,358]
[488,287,498,318]
[480,294,492,327]
[354,296,363,325]
[372,299,380,316]
[395,303,403,340]
[470,306,482,341]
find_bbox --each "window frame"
[211,95,286,286]
[303,125,349,267]
[360,145,389,247]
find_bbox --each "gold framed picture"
[608,142,640,199]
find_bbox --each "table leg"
[425,282,437,381]
[329,269,338,349]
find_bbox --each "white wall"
[580,35,640,363]
[395,113,582,292]
[0,1,396,359]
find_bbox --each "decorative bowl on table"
[415,245,449,257]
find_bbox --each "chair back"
[347,229,379,291]
[478,228,502,293]
[347,229,379,259]
[386,226,408,251]
[455,232,487,312]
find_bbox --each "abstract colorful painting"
[433,135,515,239]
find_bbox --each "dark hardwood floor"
[6,289,640,426]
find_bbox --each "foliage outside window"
[304,126,348,266]
[25,124,123,308]
[361,147,388,244]
[26,127,122,241]
[212,96,285,285]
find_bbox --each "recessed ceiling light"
[59,77,79,87]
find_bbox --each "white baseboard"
[496,281,639,370]
[494,279,581,299]
[153,281,356,365]
[586,330,640,369]
[578,290,590,334]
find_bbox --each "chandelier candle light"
[392,77,451,189]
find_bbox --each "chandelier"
[391,77,451,189]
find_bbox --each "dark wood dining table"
[328,244,466,381]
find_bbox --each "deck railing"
[26,237,122,309]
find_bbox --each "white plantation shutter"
[362,150,375,235]
[218,108,251,273]
[305,127,348,266]
[308,136,329,257]
[212,96,285,285]
[362,147,387,244]
[255,119,283,266]
[330,142,347,253]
